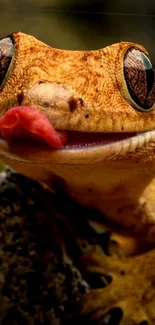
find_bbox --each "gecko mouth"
[64,131,139,148]
[0,105,141,150]
[0,105,154,164]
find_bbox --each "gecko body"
[0,32,155,242]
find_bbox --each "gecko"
[0,32,155,240]
[0,32,155,323]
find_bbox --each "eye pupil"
[0,37,14,89]
[142,53,155,95]
[124,47,155,111]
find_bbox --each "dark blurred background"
[0,0,155,57]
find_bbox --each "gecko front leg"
[78,249,155,324]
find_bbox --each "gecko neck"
[4,157,155,236]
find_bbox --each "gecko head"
[0,32,154,165]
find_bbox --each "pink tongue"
[0,106,67,149]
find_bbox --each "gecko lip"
[0,127,154,165]
[0,105,139,150]
[0,105,154,164]
[0,130,139,149]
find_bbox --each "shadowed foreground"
[0,168,154,324]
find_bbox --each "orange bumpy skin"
[0,32,155,133]
[79,249,155,324]
[1,33,155,244]
[1,33,155,324]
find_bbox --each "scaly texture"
[0,32,155,133]
[1,33,155,235]
[1,32,155,324]
[79,250,155,324]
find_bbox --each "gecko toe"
[78,249,155,324]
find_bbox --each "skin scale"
[1,32,155,323]
[1,32,155,242]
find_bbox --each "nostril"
[138,321,149,325]
[68,97,78,112]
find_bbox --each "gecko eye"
[123,47,155,112]
[0,37,14,89]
